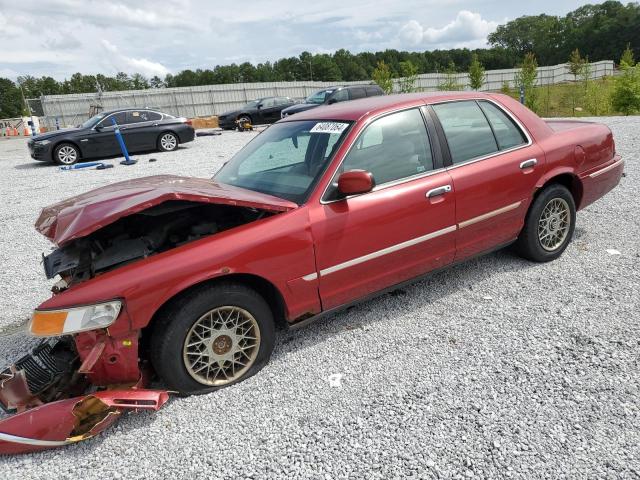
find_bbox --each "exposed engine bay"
[42,200,271,287]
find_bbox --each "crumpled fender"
[0,389,169,455]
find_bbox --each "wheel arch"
[52,139,83,161]
[534,171,583,209]
[236,112,253,122]
[141,273,287,349]
[158,129,180,144]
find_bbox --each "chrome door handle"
[520,159,537,169]
[426,185,452,198]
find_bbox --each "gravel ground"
[0,119,638,479]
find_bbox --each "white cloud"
[100,40,169,78]
[399,11,500,47]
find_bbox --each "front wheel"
[158,132,179,152]
[53,143,80,165]
[515,184,576,262]
[150,283,275,394]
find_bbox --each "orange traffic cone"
[23,127,29,136]
[7,127,13,136]
[13,127,18,136]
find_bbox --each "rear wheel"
[53,143,80,165]
[150,283,275,394]
[158,132,178,152]
[515,184,576,262]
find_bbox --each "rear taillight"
[184,119,193,126]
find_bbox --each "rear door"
[310,107,457,310]
[122,110,162,151]
[429,99,545,260]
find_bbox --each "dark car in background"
[280,84,384,118]
[28,108,195,165]
[218,96,296,129]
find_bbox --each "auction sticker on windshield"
[310,122,349,134]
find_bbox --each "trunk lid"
[35,175,298,246]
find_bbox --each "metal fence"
[32,60,615,129]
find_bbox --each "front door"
[80,111,127,158]
[257,98,280,124]
[429,99,545,260]
[310,107,457,310]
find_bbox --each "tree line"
[0,1,638,118]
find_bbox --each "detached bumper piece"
[0,390,169,455]
[0,340,169,455]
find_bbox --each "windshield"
[242,100,260,110]
[305,89,334,104]
[81,113,106,129]
[215,120,351,203]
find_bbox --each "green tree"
[620,43,635,67]
[468,53,486,90]
[0,78,23,117]
[398,60,419,93]
[372,60,393,94]
[568,49,584,79]
[437,61,463,91]
[515,53,539,111]
[130,73,149,90]
[611,62,640,114]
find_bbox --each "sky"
[0,0,603,80]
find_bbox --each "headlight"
[35,140,51,146]
[29,300,122,336]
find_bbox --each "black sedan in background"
[28,109,195,165]
[280,84,384,118]
[217,96,295,129]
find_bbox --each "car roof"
[100,108,159,115]
[280,91,499,123]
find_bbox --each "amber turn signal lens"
[30,311,68,336]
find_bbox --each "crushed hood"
[35,175,298,246]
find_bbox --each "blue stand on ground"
[110,117,137,165]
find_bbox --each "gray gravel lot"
[0,119,639,479]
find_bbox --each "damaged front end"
[0,175,297,455]
[0,335,168,455]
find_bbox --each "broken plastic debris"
[327,373,343,388]
[0,389,169,455]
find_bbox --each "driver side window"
[97,112,126,129]
[339,108,434,186]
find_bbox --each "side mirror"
[257,103,263,109]
[337,170,375,196]
[94,125,102,131]
[327,98,337,105]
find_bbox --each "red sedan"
[0,92,624,453]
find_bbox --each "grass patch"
[501,77,619,117]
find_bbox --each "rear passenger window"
[349,88,366,100]
[366,86,382,97]
[432,101,498,164]
[330,89,349,102]
[339,108,433,186]
[478,101,527,150]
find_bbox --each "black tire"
[157,132,179,152]
[237,114,251,125]
[53,142,80,165]
[150,283,275,394]
[515,184,576,262]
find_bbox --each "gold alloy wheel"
[182,306,261,386]
[538,198,571,252]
